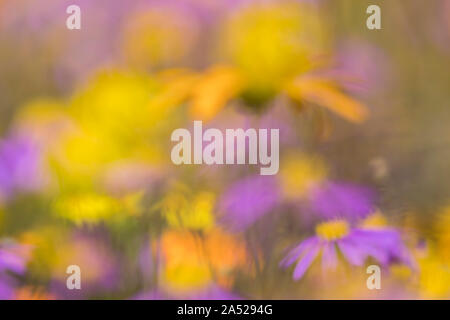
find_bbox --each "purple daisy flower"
[0,135,43,200]
[0,241,32,299]
[281,220,413,280]
[218,175,281,231]
[309,181,376,222]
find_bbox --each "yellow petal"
[286,78,369,123]
[154,69,199,110]
[190,66,244,121]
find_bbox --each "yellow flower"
[221,1,327,95]
[418,249,450,299]
[174,2,368,123]
[51,70,173,186]
[53,193,120,225]
[56,130,121,180]
[69,71,162,143]
[122,7,199,69]
[163,188,215,231]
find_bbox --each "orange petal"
[285,78,369,123]
[154,68,199,110]
[190,66,244,121]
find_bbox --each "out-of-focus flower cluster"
[0,0,449,299]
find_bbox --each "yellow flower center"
[315,220,350,240]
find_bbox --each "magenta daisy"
[280,220,413,280]
[0,241,32,299]
[0,135,43,200]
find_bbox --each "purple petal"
[309,181,376,222]
[337,237,366,266]
[0,249,27,274]
[280,236,318,268]
[219,175,281,231]
[353,229,415,268]
[336,228,415,268]
[293,241,321,280]
[0,135,43,199]
[348,233,390,264]
[321,242,337,270]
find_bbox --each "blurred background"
[0,0,449,299]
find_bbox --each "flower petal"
[286,77,369,123]
[293,241,321,280]
[321,242,337,270]
[337,237,366,266]
[280,236,318,268]
[353,229,415,268]
[190,66,243,121]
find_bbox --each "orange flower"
[160,228,247,291]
